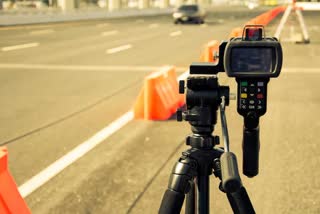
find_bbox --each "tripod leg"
[226,186,255,214]
[185,180,195,214]
[159,157,197,214]
[197,175,210,214]
[159,189,185,214]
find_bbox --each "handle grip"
[227,186,255,214]
[243,127,260,177]
[220,152,242,193]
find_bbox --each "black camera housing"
[224,37,282,78]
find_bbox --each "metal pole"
[274,5,292,40]
[295,9,310,43]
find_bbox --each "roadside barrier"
[228,6,287,40]
[199,6,288,65]
[0,147,31,214]
[133,66,184,120]
[199,40,220,63]
[245,5,287,26]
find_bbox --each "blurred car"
[173,4,206,24]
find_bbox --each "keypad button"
[257,87,262,93]
[257,82,264,87]
[241,81,248,87]
[249,87,255,93]
[241,105,247,109]
[257,94,264,99]
[257,105,263,110]
[249,100,255,105]
[248,105,255,110]
[241,93,248,99]
[241,87,248,93]
[241,99,246,105]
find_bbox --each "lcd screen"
[231,47,273,73]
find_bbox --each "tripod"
[159,75,255,214]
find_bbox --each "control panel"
[236,79,268,117]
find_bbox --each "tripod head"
[177,75,229,146]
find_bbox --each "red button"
[257,94,264,99]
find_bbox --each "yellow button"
[241,93,248,98]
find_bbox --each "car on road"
[173,4,206,24]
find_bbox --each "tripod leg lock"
[159,157,198,214]
[167,157,198,194]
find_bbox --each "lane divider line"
[18,111,134,198]
[18,70,189,198]
[0,63,188,72]
[101,30,118,37]
[96,23,110,28]
[149,24,159,29]
[1,43,39,52]
[170,31,182,37]
[106,44,132,54]
[29,29,54,35]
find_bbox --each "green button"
[241,81,248,86]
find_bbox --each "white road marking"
[1,42,39,51]
[18,111,135,198]
[170,31,182,37]
[106,44,132,54]
[0,63,187,72]
[29,29,55,35]
[101,30,118,36]
[283,68,319,73]
[0,63,316,74]
[18,68,189,198]
[309,26,320,32]
[149,23,159,29]
[96,23,110,27]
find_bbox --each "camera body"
[224,37,282,78]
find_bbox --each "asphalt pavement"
[0,6,319,214]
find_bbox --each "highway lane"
[0,6,319,214]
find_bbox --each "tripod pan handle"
[220,152,242,193]
[227,186,255,214]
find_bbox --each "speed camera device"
[224,25,282,118]
[226,25,283,178]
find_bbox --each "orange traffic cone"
[133,66,185,120]
[0,147,31,214]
